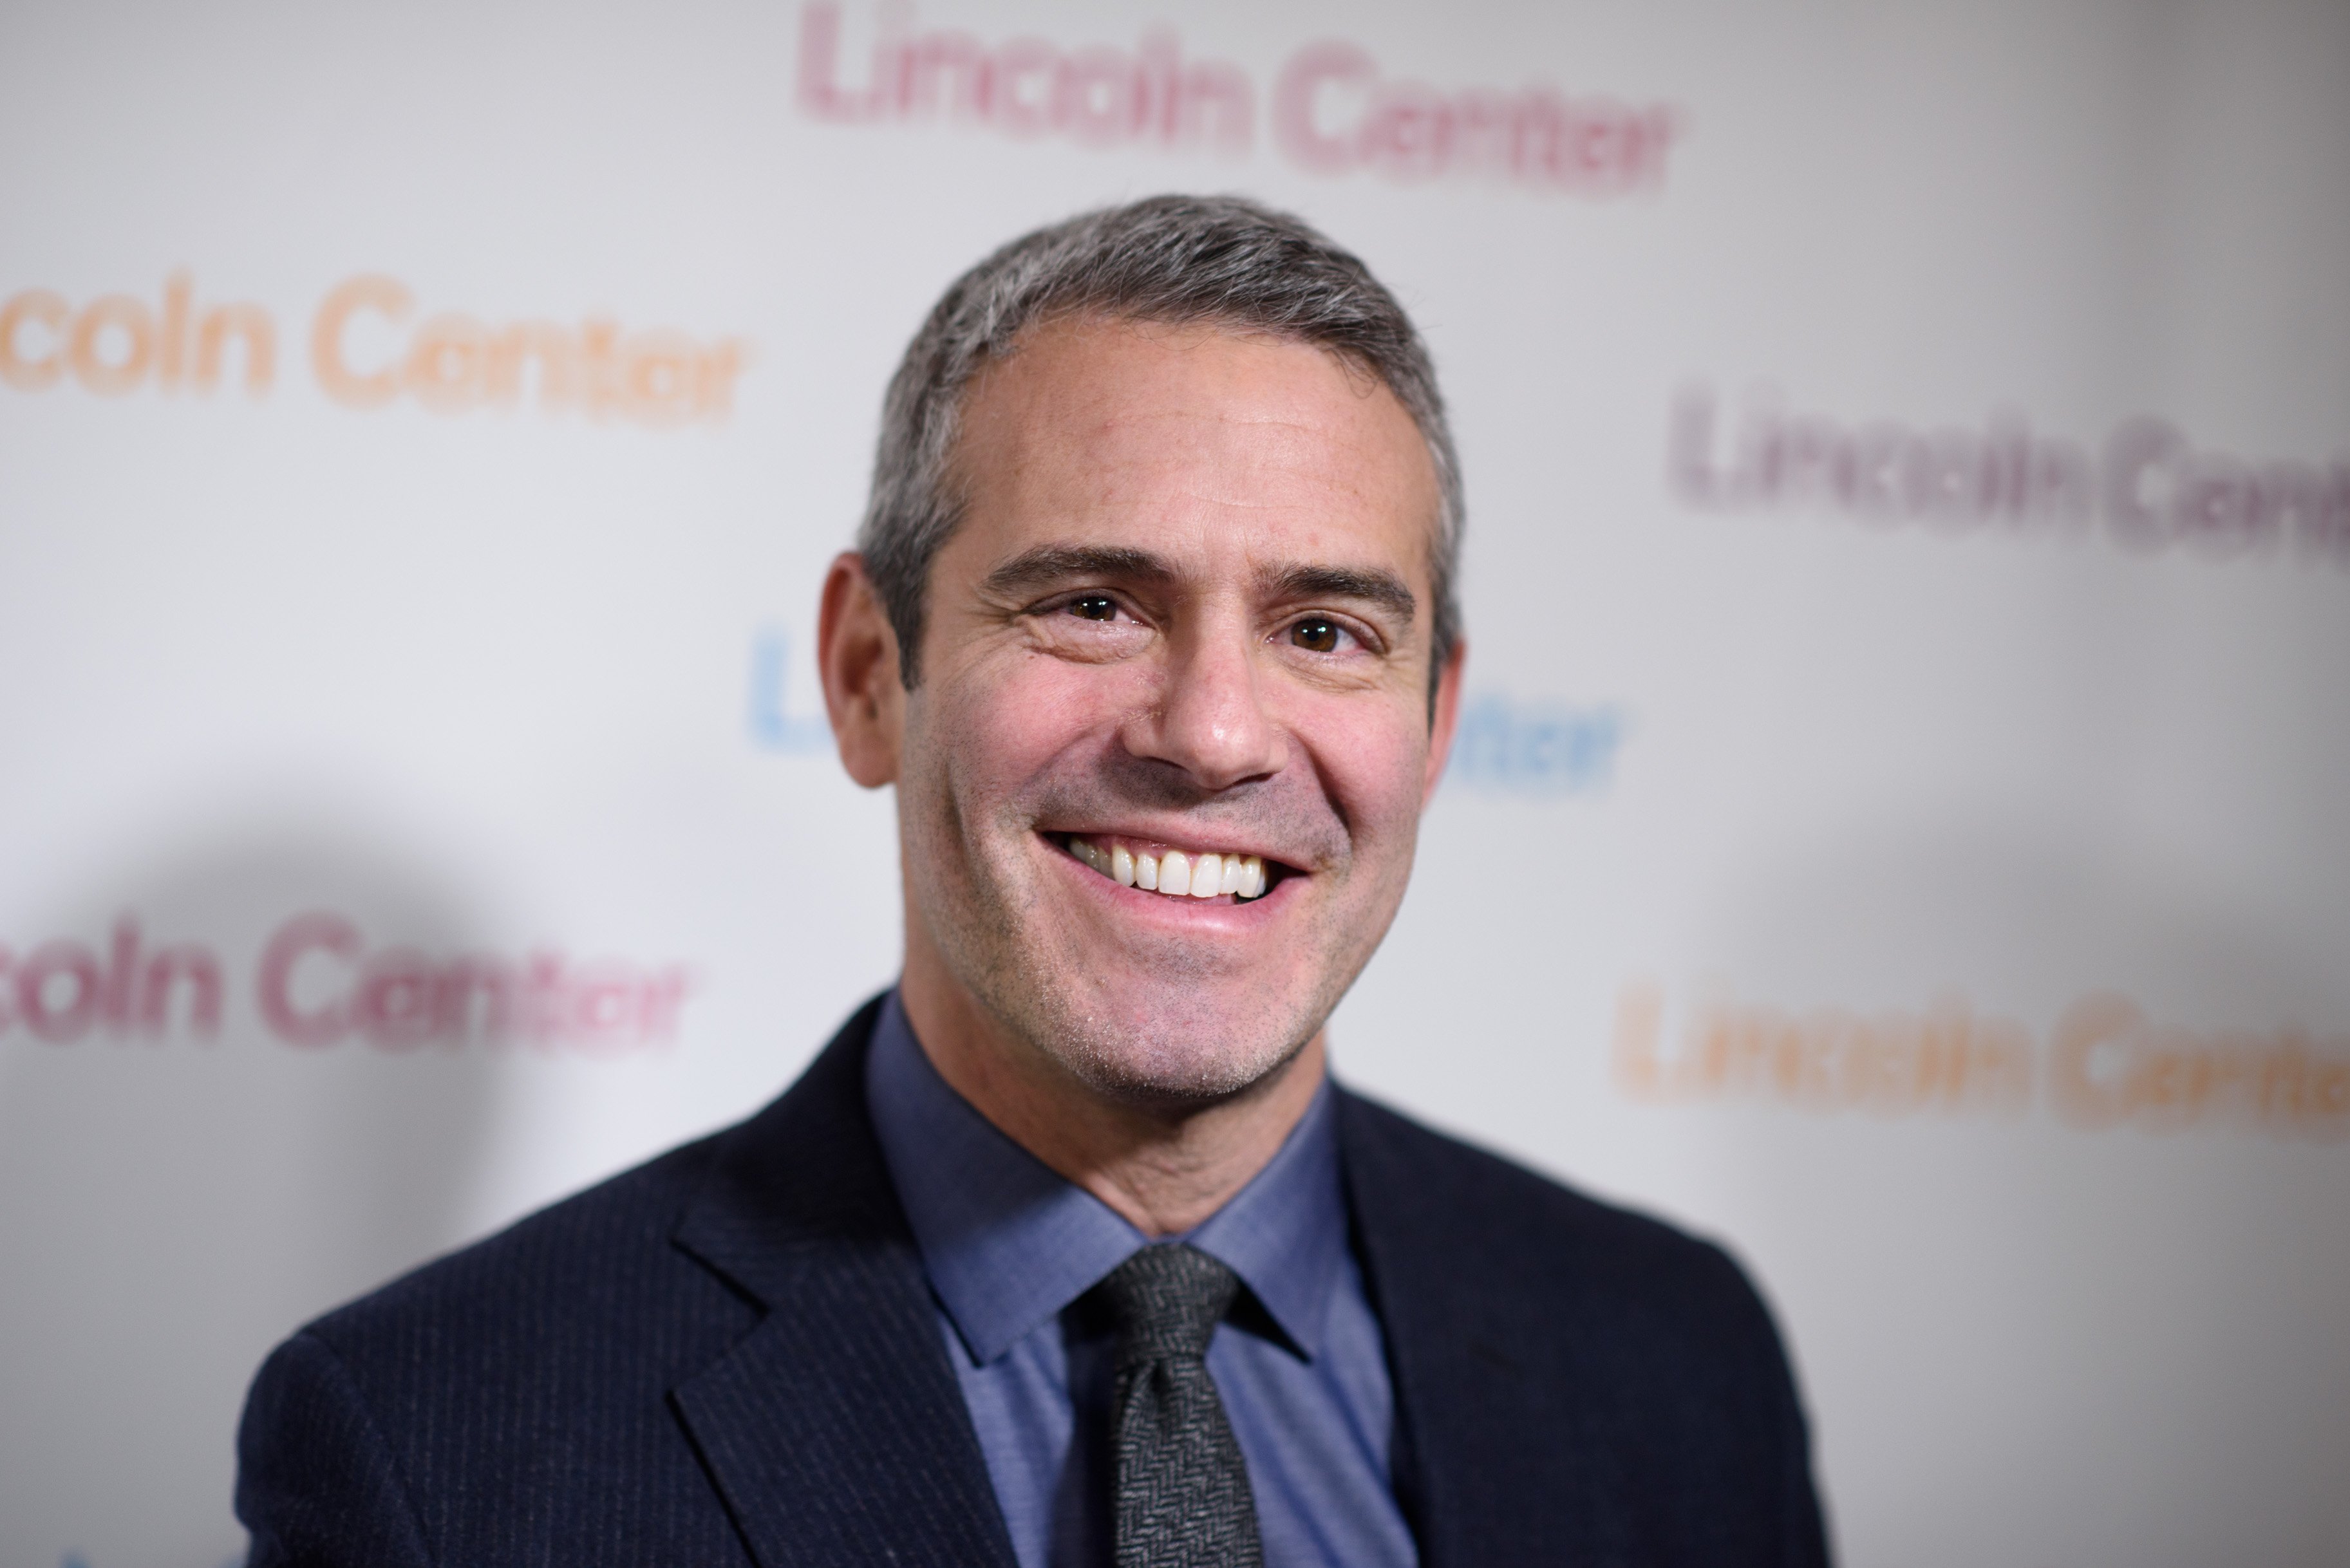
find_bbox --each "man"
[238,196,1829,1567]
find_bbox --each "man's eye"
[1068,594,1119,622]
[1289,617,1344,653]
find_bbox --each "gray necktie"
[1099,1244,1266,1568]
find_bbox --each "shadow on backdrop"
[0,820,516,1565]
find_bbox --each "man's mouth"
[1056,833,1283,902]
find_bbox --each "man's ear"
[818,552,906,789]
[1421,636,1467,808]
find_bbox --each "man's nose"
[1124,612,1285,789]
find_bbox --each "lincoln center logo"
[0,914,691,1055]
[795,3,1680,197]
[1671,385,2350,571]
[0,272,746,425]
[1445,696,1626,796]
[1615,981,2348,1143]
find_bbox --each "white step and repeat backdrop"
[3,1,2345,1563]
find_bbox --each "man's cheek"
[1032,654,1153,725]
[1315,709,1429,817]
[968,659,1119,755]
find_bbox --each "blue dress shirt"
[863,992,1420,1568]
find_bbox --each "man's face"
[894,315,1460,1106]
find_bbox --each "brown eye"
[1070,594,1118,622]
[1290,617,1341,653]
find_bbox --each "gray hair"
[856,194,1464,696]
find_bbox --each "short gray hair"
[857,194,1465,693]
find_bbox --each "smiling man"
[238,198,1828,1567]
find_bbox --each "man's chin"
[1034,1006,1315,1110]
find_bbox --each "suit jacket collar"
[670,996,1019,1568]
[1339,1088,1626,1568]
[667,999,1592,1568]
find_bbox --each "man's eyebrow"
[1259,563,1418,623]
[979,545,1176,599]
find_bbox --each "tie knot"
[1098,1244,1241,1367]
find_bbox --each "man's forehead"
[952,317,1442,581]
[965,316,1417,452]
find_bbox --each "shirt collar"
[863,989,1348,1367]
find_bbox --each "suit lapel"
[671,1000,1018,1568]
[1339,1090,1629,1568]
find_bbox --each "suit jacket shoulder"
[1337,1088,1830,1568]
[236,995,1015,1568]
[239,1125,763,1565]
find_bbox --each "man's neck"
[896,966,1327,1239]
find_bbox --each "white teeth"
[1071,838,1272,901]
[1189,853,1221,899]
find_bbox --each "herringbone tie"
[1099,1244,1265,1568]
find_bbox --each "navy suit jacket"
[238,995,1830,1565]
